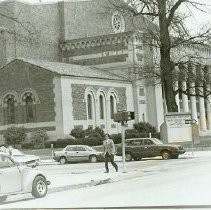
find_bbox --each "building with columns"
[0,0,210,142]
[169,42,211,136]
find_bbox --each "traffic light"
[128,111,135,120]
[113,111,135,122]
[113,112,123,123]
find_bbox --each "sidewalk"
[42,151,211,194]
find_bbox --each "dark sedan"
[116,138,185,161]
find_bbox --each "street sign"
[185,119,197,124]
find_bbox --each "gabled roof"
[1,58,128,82]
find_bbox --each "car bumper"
[172,150,186,155]
[53,156,60,161]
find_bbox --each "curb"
[48,178,112,194]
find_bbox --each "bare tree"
[107,0,211,112]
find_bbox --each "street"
[1,152,211,209]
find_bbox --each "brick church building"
[0,0,167,142]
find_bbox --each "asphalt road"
[3,153,211,208]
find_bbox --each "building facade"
[1,0,211,142]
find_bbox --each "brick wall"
[0,60,55,126]
[0,1,61,67]
[71,84,127,121]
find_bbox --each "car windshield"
[85,146,95,151]
[152,138,163,144]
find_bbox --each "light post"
[121,121,126,173]
[113,110,135,173]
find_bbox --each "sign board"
[163,112,194,143]
[165,113,191,128]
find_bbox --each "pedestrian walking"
[103,134,118,173]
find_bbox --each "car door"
[75,146,90,162]
[143,139,156,157]
[0,155,21,194]
[126,139,145,159]
[64,146,77,162]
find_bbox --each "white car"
[11,149,40,167]
[53,145,104,164]
[0,152,50,202]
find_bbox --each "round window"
[112,11,125,33]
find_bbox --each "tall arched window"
[87,94,93,120]
[110,95,114,119]
[7,96,15,124]
[25,95,34,123]
[99,95,104,119]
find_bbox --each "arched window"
[25,95,34,123]
[110,95,115,119]
[6,96,15,124]
[99,95,104,119]
[87,94,93,120]
[22,92,35,123]
[107,89,119,121]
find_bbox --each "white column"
[199,86,207,131]
[173,81,180,112]
[206,85,211,130]
[182,81,189,112]
[190,82,198,123]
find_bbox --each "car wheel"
[60,156,67,164]
[125,153,133,161]
[89,155,97,163]
[162,150,171,160]
[32,176,47,198]
[0,196,7,202]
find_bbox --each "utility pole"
[121,121,126,173]
[113,110,135,173]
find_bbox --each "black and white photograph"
[0,0,211,209]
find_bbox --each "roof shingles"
[15,58,128,81]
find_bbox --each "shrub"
[54,138,83,148]
[110,133,122,144]
[55,138,73,148]
[31,129,49,149]
[3,127,27,148]
[125,129,141,139]
[44,141,57,148]
[85,127,105,138]
[82,136,103,146]
[70,128,85,139]
[152,132,160,139]
[133,122,156,134]
[21,142,34,149]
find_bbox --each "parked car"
[0,152,50,202]
[53,145,104,164]
[116,138,186,161]
[0,146,40,167]
[10,149,40,167]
